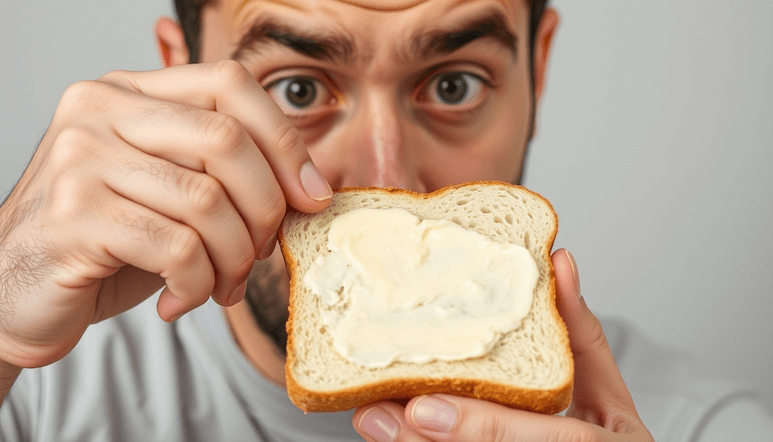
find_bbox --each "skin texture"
[193,0,547,390]
[0,0,653,440]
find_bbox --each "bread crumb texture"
[279,182,572,413]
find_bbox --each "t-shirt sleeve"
[0,369,40,442]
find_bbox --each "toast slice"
[278,181,573,414]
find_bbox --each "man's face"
[199,0,535,191]
[193,0,548,354]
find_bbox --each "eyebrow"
[231,18,355,63]
[230,10,517,65]
[409,11,518,62]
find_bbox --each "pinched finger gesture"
[0,61,331,369]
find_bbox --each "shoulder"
[2,293,184,440]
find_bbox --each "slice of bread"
[278,181,573,414]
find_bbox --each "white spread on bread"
[303,207,539,368]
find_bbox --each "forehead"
[217,0,528,68]
[228,0,517,13]
[224,0,525,36]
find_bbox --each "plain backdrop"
[1,0,771,415]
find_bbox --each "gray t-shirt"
[1,293,771,441]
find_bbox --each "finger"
[99,61,333,211]
[403,394,603,442]
[354,402,433,442]
[98,139,255,306]
[48,169,217,321]
[99,203,215,322]
[552,249,640,420]
[86,81,285,259]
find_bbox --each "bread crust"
[279,181,572,414]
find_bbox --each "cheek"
[416,84,533,187]
[299,86,533,191]
[418,139,527,189]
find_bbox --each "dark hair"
[173,0,207,63]
[174,0,550,65]
[527,0,550,83]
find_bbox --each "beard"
[243,256,289,357]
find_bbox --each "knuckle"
[186,173,226,215]
[231,245,256,281]
[256,191,286,231]
[51,80,116,127]
[96,69,129,86]
[168,226,204,268]
[579,317,611,359]
[57,80,114,117]
[49,126,95,168]
[56,81,95,117]
[273,121,303,158]
[47,171,95,223]
[483,415,511,442]
[550,422,598,442]
[203,112,244,156]
[60,80,98,104]
[214,59,253,91]
[606,411,647,435]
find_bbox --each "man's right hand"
[0,60,332,371]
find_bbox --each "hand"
[353,249,654,442]
[0,61,332,370]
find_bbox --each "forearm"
[0,359,22,405]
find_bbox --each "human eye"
[264,75,337,114]
[422,71,487,107]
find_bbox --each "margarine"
[303,207,539,368]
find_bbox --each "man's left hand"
[352,249,654,442]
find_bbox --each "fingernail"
[169,313,183,322]
[227,282,247,306]
[259,232,277,260]
[411,396,458,433]
[358,407,399,442]
[565,250,581,298]
[300,161,332,201]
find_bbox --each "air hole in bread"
[280,183,570,414]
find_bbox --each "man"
[0,0,770,440]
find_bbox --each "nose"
[332,93,426,192]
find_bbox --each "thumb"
[404,394,593,442]
[552,248,640,423]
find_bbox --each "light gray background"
[1,0,771,415]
